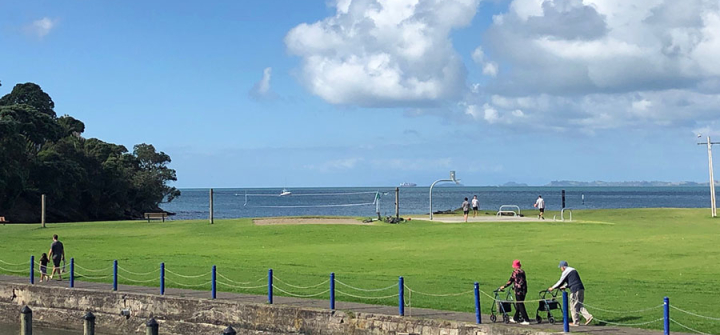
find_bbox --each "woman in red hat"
[499,259,530,325]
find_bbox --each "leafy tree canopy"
[0,82,180,222]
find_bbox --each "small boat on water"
[279,189,292,196]
[400,182,417,187]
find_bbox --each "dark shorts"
[40,265,47,274]
[52,256,62,267]
[472,206,479,211]
[539,208,545,213]
[463,210,469,215]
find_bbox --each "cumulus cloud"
[25,17,57,37]
[461,0,720,132]
[285,0,479,107]
[249,67,275,100]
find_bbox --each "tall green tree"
[0,82,180,222]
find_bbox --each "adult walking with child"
[48,234,65,281]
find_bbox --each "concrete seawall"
[0,282,561,335]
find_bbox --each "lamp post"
[699,135,719,217]
[429,171,460,220]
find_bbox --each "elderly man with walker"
[548,261,593,326]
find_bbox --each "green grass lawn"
[1,208,719,333]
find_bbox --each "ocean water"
[159,186,713,220]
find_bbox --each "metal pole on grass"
[268,269,273,304]
[330,273,335,310]
[398,276,404,316]
[30,256,34,284]
[212,265,216,299]
[395,187,399,219]
[474,282,481,324]
[664,297,670,335]
[21,306,32,335]
[83,312,96,335]
[698,135,719,217]
[113,260,118,291]
[160,263,165,295]
[210,188,214,224]
[41,194,46,228]
[70,258,74,288]
[562,291,569,332]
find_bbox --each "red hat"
[512,260,521,268]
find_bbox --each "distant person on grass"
[471,195,479,217]
[48,234,65,281]
[548,261,593,326]
[461,197,470,222]
[534,195,545,220]
[499,259,530,325]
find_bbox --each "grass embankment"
[1,208,718,333]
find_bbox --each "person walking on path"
[461,197,470,222]
[548,261,593,326]
[534,195,545,219]
[48,234,65,281]
[471,195,480,217]
[499,259,530,325]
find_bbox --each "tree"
[0,82,180,222]
[0,83,56,117]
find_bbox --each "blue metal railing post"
[113,260,118,291]
[69,258,74,288]
[563,290,570,332]
[474,282,481,324]
[160,262,165,295]
[30,256,34,284]
[212,265,217,299]
[664,297,670,335]
[330,273,335,310]
[268,269,273,304]
[399,276,405,316]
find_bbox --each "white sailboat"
[280,188,292,196]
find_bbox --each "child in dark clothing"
[499,259,530,325]
[39,253,49,283]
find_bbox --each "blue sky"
[2,0,718,187]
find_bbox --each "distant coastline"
[499,180,718,187]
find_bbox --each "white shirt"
[471,198,479,207]
[535,198,545,209]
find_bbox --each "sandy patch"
[253,217,369,226]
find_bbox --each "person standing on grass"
[471,195,480,217]
[534,195,545,219]
[548,261,593,326]
[499,259,530,325]
[461,197,470,222]
[48,234,65,281]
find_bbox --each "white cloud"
[285,0,479,107]
[471,47,485,64]
[26,17,57,37]
[249,67,275,99]
[461,0,720,132]
[482,62,499,77]
[305,158,364,172]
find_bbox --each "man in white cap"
[548,261,593,326]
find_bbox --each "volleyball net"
[242,191,383,210]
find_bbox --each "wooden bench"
[144,213,168,222]
[0,216,8,224]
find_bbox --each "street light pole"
[699,136,719,218]
[429,171,460,220]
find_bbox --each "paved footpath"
[0,275,686,335]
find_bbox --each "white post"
[708,137,717,217]
[41,194,46,228]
